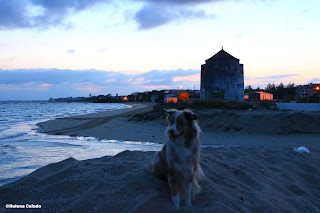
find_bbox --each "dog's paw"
[172,195,180,208]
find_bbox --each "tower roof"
[206,48,239,62]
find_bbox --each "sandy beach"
[1,103,320,212]
[36,103,320,148]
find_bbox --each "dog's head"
[164,108,198,141]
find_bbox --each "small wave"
[43,141,85,147]
[76,136,96,141]
[0,132,28,140]
[0,127,10,132]
[0,144,16,149]
[0,144,17,155]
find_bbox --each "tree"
[266,82,276,94]
[244,85,253,93]
[179,92,190,101]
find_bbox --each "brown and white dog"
[152,108,203,208]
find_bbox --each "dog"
[152,108,203,208]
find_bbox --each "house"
[164,94,178,103]
[245,91,273,101]
[296,83,320,101]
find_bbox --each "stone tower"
[200,48,244,100]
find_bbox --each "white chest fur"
[166,138,193,172]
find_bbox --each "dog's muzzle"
[169,130,184,140]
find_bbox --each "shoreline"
[37,102,155,136]
[37,103,320,148]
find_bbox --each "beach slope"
[0,147,319,212]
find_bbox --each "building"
[164,94,178,103]
[244,91,273,101]
[200,48,244,100]
[296,83,320,101]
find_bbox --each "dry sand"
[0,148,319,212]
[1,103,320,212]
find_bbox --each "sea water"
[0,102,162,186]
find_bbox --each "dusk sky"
[0,0,319,100]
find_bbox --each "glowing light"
[316,86,320,91]
[179,92,190,101]
[123,96,128,101]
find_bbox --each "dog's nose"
[169,129,174,135]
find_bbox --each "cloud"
[135,0,221,5]
[39,83,53,87]
[0,56,18,63]
[67,49,75,54]
[8,57,17,61]
[173,74,200,82]
[244,74,300,89]
[0,0,108,30]
[0,0,273,31]
[139,85,171,90]
[0,0,30,30]
[266,74,299,79]
[134,4,209,30]
[0,68,200,100]
[97,48,110,53]
[233,32,248,38]
[0,0,220,31]
[24,82,34,86]
[306,78,320,84]
[105,79,116,82]
[132,0,228,29]
[245,74,299,81]
[75,85,107,92]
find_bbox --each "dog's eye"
[177,120,183,126]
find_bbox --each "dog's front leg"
[185,181,192,206]
[184,168,194,207]
[167,175,180,208]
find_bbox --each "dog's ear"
[183,110,198,122]
[164,108,177,114]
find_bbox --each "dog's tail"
[192,179,201,198]
[192,165,205,198]
[197,165,205,181]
